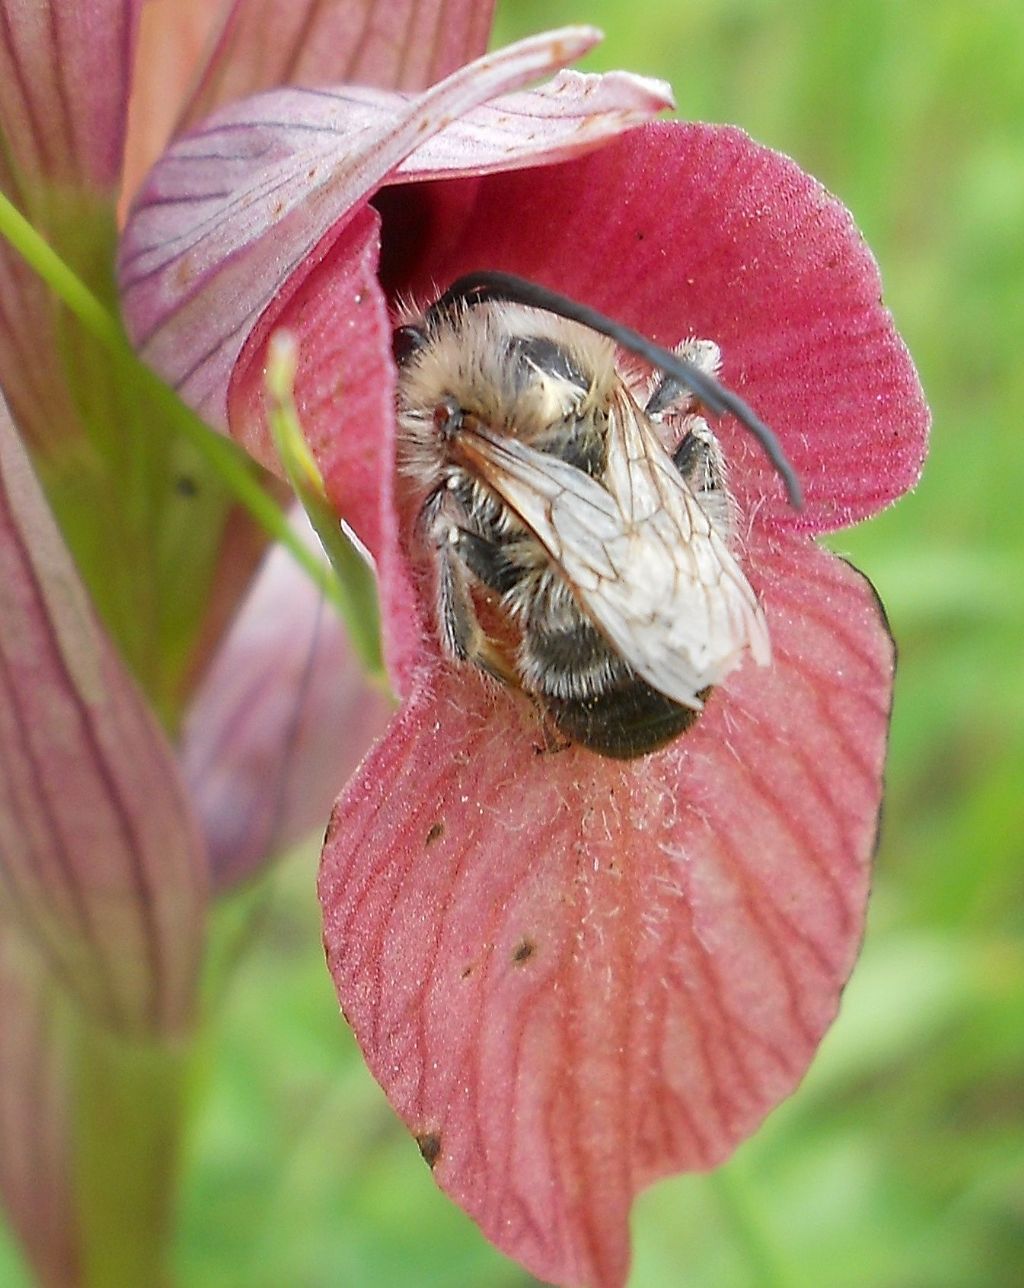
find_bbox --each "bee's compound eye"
[433,398,462,437]
[392,324,426,366]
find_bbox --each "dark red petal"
[384,122,930,533]
[318,535,893,1287]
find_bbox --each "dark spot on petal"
[512,938,536,965]
[175,258,195,289]
[323,810,342,848]
[425,820,444,847]
[461,964,473,979]
[416,1132,442,1169]
[636,229,646,241]
[534,721,571,756]
[174,475,198,497]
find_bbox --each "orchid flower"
[115,13,929,1288]
[0,1,488,1281]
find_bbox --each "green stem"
[72,1023,192,1288]
[0,189,346,618]
[265,332,385,680]
[707,1164,794,1288]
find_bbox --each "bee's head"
[413,271,804,509]
[394,295,617,449]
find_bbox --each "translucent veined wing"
[454,393,770,709]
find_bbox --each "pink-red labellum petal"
[0,401,207,1035]
[318,535,893,1288]
[180,510,393,890]
[118,29,670,431]
[182,0,498,129]
[382,122,930,536]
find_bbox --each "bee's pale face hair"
[396,301,620,482]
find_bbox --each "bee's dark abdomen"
[542,682,710,760]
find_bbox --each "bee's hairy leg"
[438,526,575,747]
[431,519,518,687]
[446,526,520,595]
[671,420,728,497]
[644,338,722,417]
[638,336,731,508]
[434,537,475,662]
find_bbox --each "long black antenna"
[428,270,804,510]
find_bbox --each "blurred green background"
[2,0,1022,1284]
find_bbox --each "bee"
[394,272,802,760]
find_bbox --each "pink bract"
[0,402,206,1036]
[118,32,929,1288]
